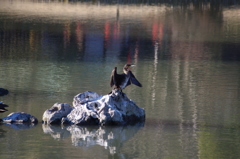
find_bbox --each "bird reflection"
[110,64,142,92]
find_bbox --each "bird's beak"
[128,65,135,70]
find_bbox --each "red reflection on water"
[113,22,120,40]
[104,21,110,49]
[63,23,71,49]
[152,22,163,45]
[104,22,110,42]
[75,21,83,51]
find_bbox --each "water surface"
[0,0,240,158]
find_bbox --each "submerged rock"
[0,101,8,113]
[43,90,145,126]
[42,103,73,125]
[0,88,8,96]
[2,112,38,123]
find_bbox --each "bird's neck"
[123,68,128,74]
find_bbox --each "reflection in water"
[3,122,38,130]
[0,125,7,138]
[42,124,143,154]
[151,43,158,105]
[42,124,71,140]
[1,1,240,62]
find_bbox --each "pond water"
[0,0,240,158]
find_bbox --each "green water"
[0,0,240,158]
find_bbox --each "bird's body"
[110,64,142,91]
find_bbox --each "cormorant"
[110,64,142,91]
[0,101,8,113]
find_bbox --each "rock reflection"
[42,124,143,154]
[3,122,38,130]
[0,126,7,138]
[42,124,71,140]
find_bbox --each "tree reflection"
[1,1,240,62]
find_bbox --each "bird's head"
[123,64,135,73]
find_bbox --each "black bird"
[0,101,8,113]
[110,64,142,91]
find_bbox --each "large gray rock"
[42,103,73,124]
[63,89,145,126]
[2,112,38,123]
[42,90,145,126]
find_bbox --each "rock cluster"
[42,90,145,126]
[0,89,145,127]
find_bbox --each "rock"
[2,112,38,123]
[42,103,73,124]
[0,88,9,96]
[42,90,145,126]
[73,91,103,106]
[0,101,8,113]
[63,89,145,126]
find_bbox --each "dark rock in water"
[0,101,8,113]
[0,88,9,96]
[2,112,38,123]
[42,103,73,125]
[43,90,145,126]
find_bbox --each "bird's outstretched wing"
[110,67,116,87]
[129,71,142,87]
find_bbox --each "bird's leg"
[108,87,123,95]
[108,87,118,95]
[116,87,123,93]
